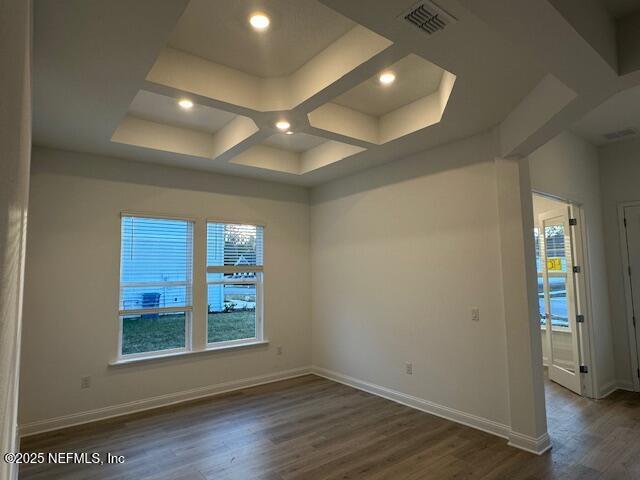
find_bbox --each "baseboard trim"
[598,379,638,398]
[19,366,312,438]
[598,380,621,399]
[613,380,637,393]
[616,380,638,392]
[20,366,553,456]
[311,367,511,439]
[508,431,552,455]
[311,366,552,455]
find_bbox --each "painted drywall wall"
[599,137,640,389]
[0,1,31,478]
[310,133,512,429]
[19,147,311,426]
[533,195,564,222]
[529,131,616,395]
[23,134,548,448]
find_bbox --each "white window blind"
[206,223,264,345]
[206,223,264,273]
[120,216,194,313]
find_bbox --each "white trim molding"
[312,366,552,455]
[508,431,552,455]
[605,379,638,395]
[311,368,511,440]
[20,367,311,437]
[597,379,622,399]
[21,366,554,456]
[617,380,638,392]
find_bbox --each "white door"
[623,205,640,386]
[540,207,582,394]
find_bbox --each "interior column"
[495,156,550,454]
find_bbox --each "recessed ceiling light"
[275,121,290,131]
[249,13,270,31]
[178,99,194,109]
[285,131,294,135]
[379,71,396,86]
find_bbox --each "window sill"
[109,340,269,366]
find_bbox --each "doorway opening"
[619,203,640,392]
[532,193,594,398]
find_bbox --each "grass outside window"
[122,311,256,355]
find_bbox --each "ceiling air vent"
[602,127,638,141]
[400,1,456,36]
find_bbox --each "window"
[116,215,265,362]
[206,223,263,346]
[119,215,194,358]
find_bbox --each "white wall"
[532,194,564,221]
[599,137,640,389]
[20,147,311,427]
[0,1,31,478]
[22,134,549,450]
[310,133,512,429]
[529,131,616,396]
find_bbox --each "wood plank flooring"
[19,374,640,479]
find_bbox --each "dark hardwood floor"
[19,374,640,479]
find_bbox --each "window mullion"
[191,218,207,352]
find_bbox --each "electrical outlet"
[405,362,413,375]
[471,307,480,322]
[80,376,91,389]
[276,345,283,355]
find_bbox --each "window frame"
[117,212,195,360]
[114,213,268,364]
[205,221,264,349]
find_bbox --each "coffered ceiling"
[33,0,640,186]
[129,90,236,134]
[167,0,355,78]
[332,55,444,117]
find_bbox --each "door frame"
[540,206,581,394]
[533,191,596,398]
[618,201,640,392]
